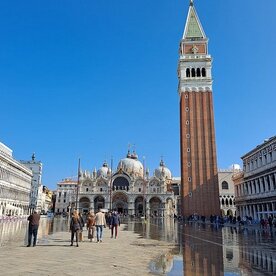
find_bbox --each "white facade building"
[233,136,276,220]
[40,186,53,214]
[55,151,177,217]
[0,142,32,216]
[218,169,238,217]
[20,154,43,212]
[54,178,77,214]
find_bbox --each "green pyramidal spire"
[183,2,206,39]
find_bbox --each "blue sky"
[1,1,275,190]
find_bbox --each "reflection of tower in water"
[182,224,224,275]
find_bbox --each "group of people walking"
[26,209,121,248]
[70,209,121,247]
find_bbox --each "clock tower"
[178,1,220,217]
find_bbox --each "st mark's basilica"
[55,150,178,217]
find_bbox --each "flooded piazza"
[0,217,69,247]
[1,217,276,275]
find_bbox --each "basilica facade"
[55,151,177,217]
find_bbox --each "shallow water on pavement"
[125,218,276,275]
[1,217,276,275]
[0,217,69,247]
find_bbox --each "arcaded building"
[233,136,276,220]
[0,142,32,216]
[178,1,220,216]
[218,168,238,217]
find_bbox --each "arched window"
[202,68,206,77]
[221,198,225,206]
[186,68,190,78]
[229,199,233,206]
[196,68,201,77]
[225,198,229,206]
[222,181,229,190]
[191,68,196,77]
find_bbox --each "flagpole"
[142,156,146,219]
[109,156,113,211]
[75,158,81,211]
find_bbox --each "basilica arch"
[134,196,146,216]
[112,176,130,191]
[112,192,128,215]
[94,196,105,211]
[79,197,90,213]
[149,197,162,217]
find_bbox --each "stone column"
[241,206,245,218]
[250,180,253,194]
[242,183,245,196]
[128,202,135,216]
[146,200,150,217]
[269,174,274,191]
[255,179,259,194]
[90,198,94,213]
[253,249,257,265]
[264,176,269,192]
[267,203,271,213]
[259,178,264,193]
[267,254,272,272]
[253,205,257,220]
[249,205,252,218]
[256,205,260,220]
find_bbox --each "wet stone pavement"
[0,217,276,275]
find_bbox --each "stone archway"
[149,197,162,217]
[227,209,233,216]
[112,176,130,191]
[112,192,128,215]
[135,196,145,216]
[94,196,105,211]
[79,197,90,214]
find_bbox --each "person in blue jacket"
[110,211,120,239]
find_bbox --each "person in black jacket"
[110,211,120,239]
[70,210,82,247]
[27,210,40,247]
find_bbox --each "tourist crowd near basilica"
[0,1,276,221]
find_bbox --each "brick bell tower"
[178,0,220,217]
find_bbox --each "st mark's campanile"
[178,1,220,217]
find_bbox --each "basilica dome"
[117,151,144,177]
[97,162,110,178]
[154,160,172,180]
